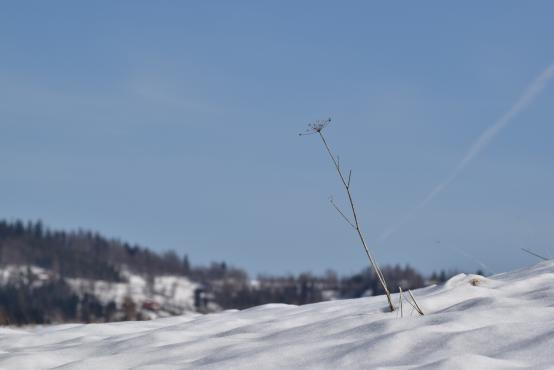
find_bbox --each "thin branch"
[329,198,356,230]
[408,290,424,316]
[347,170,352,188]
[403,292,418,312]
[521,248,548,261]
[316,130,395,312]
[398,287,404,318]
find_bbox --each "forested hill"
[0,220,189,281]
[0,220,197,325]
[0,219,451,326]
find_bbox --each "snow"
[0,265,53,288]
[65,270,198,316]
[0,265,199,318]
[1,261,554,369]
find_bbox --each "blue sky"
[1,1,553,276]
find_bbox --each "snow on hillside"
[66,270,199,317]
[0,265,199,318]
[0,265,54,287]
[1,261,553,369]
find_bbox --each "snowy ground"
[1,261,553,369]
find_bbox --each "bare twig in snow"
[302,118,395,312]
[399,287,404,318]
[408,290,424,316]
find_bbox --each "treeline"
[195,263,448,310]
[0,220,188,281]
[0,279,147,325]
[0,220,191,325]
[0,219,458,324]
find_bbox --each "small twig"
[408,290,424,316]
[329,197,356,230]
[403,293,418,312]
[398,287,404,318]
[521,248,548,261]
[347,170,352,189]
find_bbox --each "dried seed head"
[300,118,331,135]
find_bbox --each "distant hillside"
[0,220,188,281]
[0,264,199,325]
[0,220,197,325]
[0,220,450,326]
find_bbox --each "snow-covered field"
[1,261,553,369]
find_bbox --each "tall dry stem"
[301,119,395,312]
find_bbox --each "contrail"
[379,62,554,242]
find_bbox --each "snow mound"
[1,261,554,369]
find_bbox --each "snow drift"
[1,261,553,369]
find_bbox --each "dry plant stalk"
[301,118,395,312]
[399,286,424,317]
[398,287,404,318]
[521,248,548,261]
[407,290,424,316]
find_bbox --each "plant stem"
[521,248,548,261]
[318,131,395,312]
[399,287,404,318]
[408,290,424,316]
